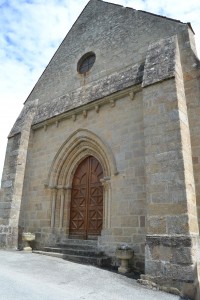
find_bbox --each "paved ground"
[0,250,182,300]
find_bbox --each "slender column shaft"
[59,189,65,229]
[100,178,111,229]
[51,189,57,229]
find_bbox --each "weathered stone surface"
[147,216,166,234]
[137,278,158,290]
[9,99,38,137]
[167,215,189,234]
[143,36,177,87]
[31,63,144,127]
[146,235,192,248]
[160,286,181,296]
[145,235,200,298]
[1,181,12,188]
[0,233,6,246]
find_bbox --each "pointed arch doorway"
[69,156,104,239]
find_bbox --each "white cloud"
[109,0,200,54]
[0,0,200,181]
[0,0,87,181]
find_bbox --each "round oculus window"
[78,52,96,74]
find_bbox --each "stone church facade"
[1,0,200,298]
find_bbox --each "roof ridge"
[99,0,194,34]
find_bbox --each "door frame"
[47,130,117,237]
[69,156,104,239]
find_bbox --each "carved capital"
[100,177,111,190]
[51,187,58,196]
[65,186,72,190]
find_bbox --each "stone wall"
[19,90,146,271]
[142,36,200,299]
[1,1,200,298]
[10,0,192,137]
[0,100,38,248]
[25,0,188,105]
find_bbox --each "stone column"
[64,186,72,235]
[99,177,113,248]
[50,188,57,229]
[100,177,111,229]
[59,188,65,230]
[142,36,199,299]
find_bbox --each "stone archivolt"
[47,129,115,234]
[47,129,118,189]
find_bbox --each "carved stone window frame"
[77,52,96,74]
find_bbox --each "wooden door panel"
[88,184,103,235]
[90,157,103,183]
[88,209,103,233]
[71,188,86,206]
[89,186,103,205]
[72,175,87,186]
[70,210,85,229]
[70,156,103,238]
[70,186,86,235]
[70,159,88,236]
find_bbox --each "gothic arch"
[47,129,118,188]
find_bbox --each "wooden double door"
[69,156,103,239]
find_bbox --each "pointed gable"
[10,0,193,136]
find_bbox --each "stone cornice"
[32,85,142,131]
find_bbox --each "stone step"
[63,254,111,267]
[33,250,111,267]
[67,234,98,240]
[33,250,65,259]
[59,238,97,246]
[56,243,97,251]
[36,238,111,267]
[44,247,103,257]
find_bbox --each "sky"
[0,0,200,182]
